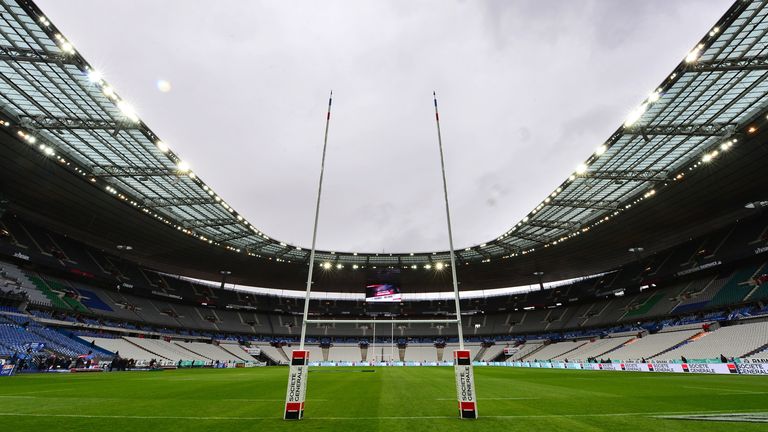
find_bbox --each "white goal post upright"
[433,92,478,419]
[284,91,333,421]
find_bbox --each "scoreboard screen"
[365,283,402,302]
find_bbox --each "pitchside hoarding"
[0,364,15,377]
[735,359,768,375]
[480,361,753,374]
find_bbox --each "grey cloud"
[37,0,733,252]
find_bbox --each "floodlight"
[87,70,102,83]
[624,104,647,127]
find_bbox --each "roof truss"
[92,165,181,178]
[181,218,240,229]
[18,115,139,132]
[689,55,768,72]
[577,169,670,182]
[0,45,76,65]
[142,197,217,208]
[527,220,582,230]
[550,199,621,211]
[624,123,737,139]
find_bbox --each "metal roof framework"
[0,0,767,268]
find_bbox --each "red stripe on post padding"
[292,350,309,360]
[453,350,471,359]
[286,402,303,412]
[460,402,476,411]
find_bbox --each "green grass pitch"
[0,367,766,431]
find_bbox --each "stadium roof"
[1,0,768,274]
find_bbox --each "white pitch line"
[221,399,284,402]
[0,409,763,421]
[0,396,328,402]
[2,388,70,395]
[435,397,540,400]
[222,399,329,402]
[683,386,768,395]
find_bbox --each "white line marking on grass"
[222,399,329,402]
[0,409,763,421]
[0,396,327,402]
[435,397,540,401]
[656,412,768,423]
[3,389,70,395]
[683,386,768,395]
[221,399,283,402]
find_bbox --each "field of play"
[0,367,767,431]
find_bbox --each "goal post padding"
[453,349,478,419]
[283,350,309,420]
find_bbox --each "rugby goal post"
[284,92,477,420]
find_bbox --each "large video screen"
[365,283,402,302]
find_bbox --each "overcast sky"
[38,0,731,253]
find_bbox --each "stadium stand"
[218,341,256,362]
[86,337,151,362]
[609,329,703,362]
[506,341,545,361]
[656,320,768,361]
[0,262,50,306]
[329,344,363,362]
[551,336,634,362]
[1,208,768,369]
[480,344,506,362]
[522,340,585,361]
[402,344,437,362]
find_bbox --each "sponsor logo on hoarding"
[676,260,722,276]
[12,252,30,261]
[623,363,644,372]
[650,363,676,372]
[685,363,720,374]
[735,363,768,375]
